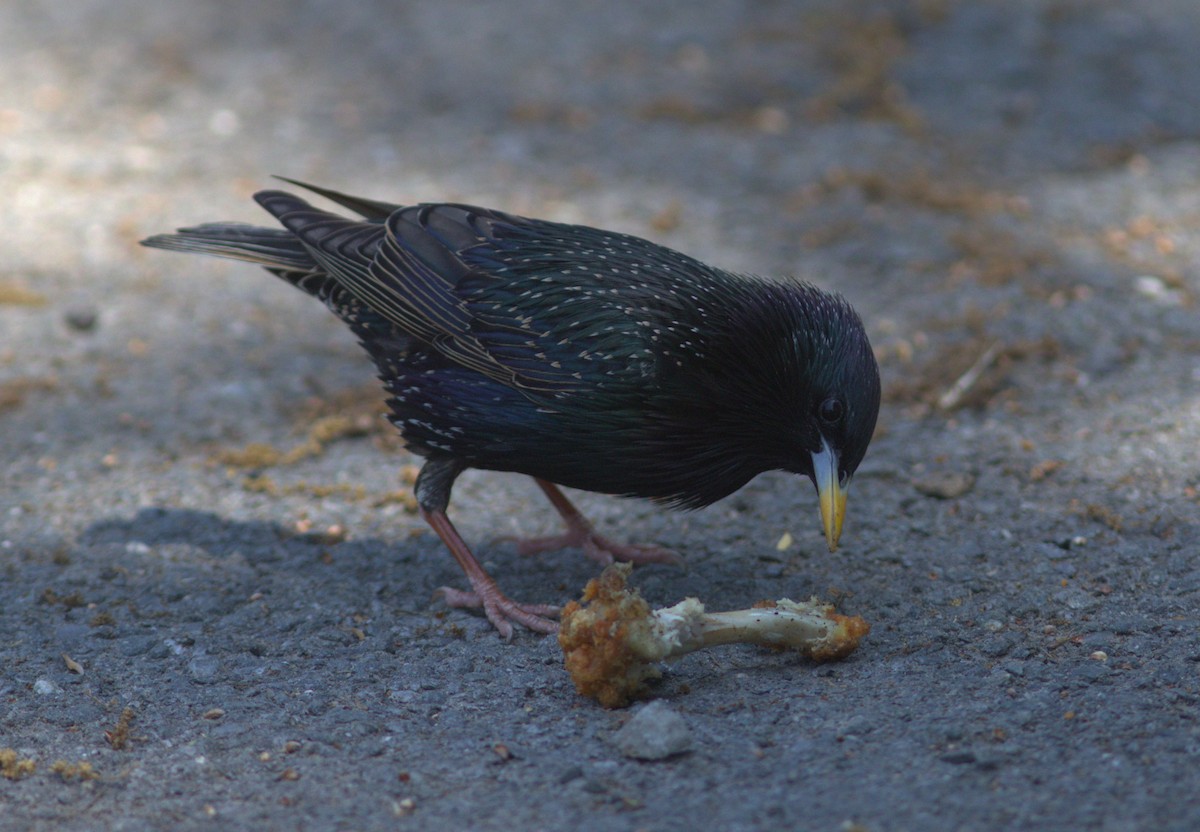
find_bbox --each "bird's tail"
[140,223,317,273]
[141,215,403,348]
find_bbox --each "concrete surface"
[2,1,1198,830]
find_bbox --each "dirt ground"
[2,1,1199,830]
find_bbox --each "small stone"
[836,715,874,738]
[980,634,1017,658]
[913,472,975,500]
[34,678,60,695]
[188,655,220,683]
[1076,661,1110,683]
[614,701,693,760]
[64,306,98,332]
[118,636,158,657]
[1134,275,1185,305]
[1001,661,1026,677]
[581,777,607,794]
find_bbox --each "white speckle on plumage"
[143,183,882,636]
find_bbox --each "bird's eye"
[818,396,845,426]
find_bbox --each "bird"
[141,179,881,639]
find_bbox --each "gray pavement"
[2,1,1199,830]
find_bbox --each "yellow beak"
[812,441,847,552]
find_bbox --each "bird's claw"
[436,586,560,640]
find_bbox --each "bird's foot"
[421,502,559,639]
[512,479,684,566]
[436,585,560,640]
[503,524,681,567]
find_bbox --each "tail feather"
[141,222,316,271]
[271,176,399,221]
[139,188,430,380]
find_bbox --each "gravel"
[2,1,1199,830]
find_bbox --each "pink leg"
[422,508,560,639]
[501,479,681,566]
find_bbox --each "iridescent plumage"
[142,180,880,638]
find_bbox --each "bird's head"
[645,276,879,543]
[792,289,878,547]
[763,285,879,552]
[804,370,879,552]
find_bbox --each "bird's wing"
[385,204,647,393]
[255,191,386,288]
[447,209,729,394]
[255,193,468,340]
[254,191,558,391]
[258,190,726,397]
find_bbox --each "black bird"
[141,180,881,639]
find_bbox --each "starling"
[141,180,881,639]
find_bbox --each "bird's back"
[142,183,877,509]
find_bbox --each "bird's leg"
[416,459,560,639]
[503,479,681,566]
[422,510,560,638]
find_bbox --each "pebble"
[188,655,220,683]
[118,635,159,657]
[836,715,874,738]
[1076,661,1111,683]
[64,305,98,332]
[558,765,584,784]
[34,678,61,695]
[614,700,693,760]
[913,472,975,500]
[980,634,1018,658]
[1134,275,1186,306]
